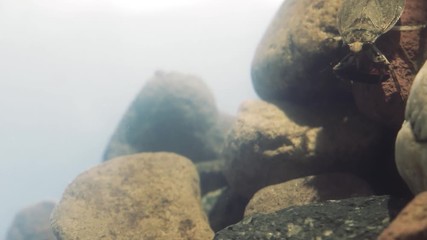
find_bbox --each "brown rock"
[51,152,213,240]
[6,201,56,240]
[251,0,350,103]
[103,70,225,162]
[244,172,373,217]
[378,191,427,240]
[223,99,385,199]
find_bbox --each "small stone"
[51,152,213,239]
[244,173,373,217]
[6,201,56,240]
[378,192,427,240]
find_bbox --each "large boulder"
[6,201,56,240]
[223,99,386,199]
[51,152,213,239]
[103,71,226,162]
[215,195,408,240]
[251,0,427,129]
[251,0,347,103]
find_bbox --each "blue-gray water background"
[0,0,282,237]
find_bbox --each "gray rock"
[6,201,56,240]
[103,71,225,162]
[51,152,213,240]
[251,0,349,102]
[244,172,373,217]
[395,61,427,194]
[404,61,427,141]
[223,99,385,199]
[214,195,408,240]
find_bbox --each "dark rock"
[196,159,227,195]
[6,201,56,240]
[103,70,226,162]
[214,195,409,240]
[206,187,249,233]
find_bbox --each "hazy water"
[0,0,282,237]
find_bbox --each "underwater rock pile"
[10,0,427,239]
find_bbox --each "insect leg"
[369,44,404,100]
[392,24,427,31]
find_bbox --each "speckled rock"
[223,99,385,199]
[396,61,427,194]
[6,201,56,240]
[103,70,226,162]
[244,173,373,217]
[214,195,408,240]
[251,0,349,103]
[379,192,427,240]
[51,152,213,240]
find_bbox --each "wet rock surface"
[51,152,213,240]
[251,0,349,103]
[6,201,56,240]
[223,99,386,200]
[214,195,409,240]
[103,70,227,163]
[379,191,427,240]
[396,61,427,194]
[244,173,373,217]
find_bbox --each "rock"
[251,0,350,103]
[51,152,213,240]
[103,70,226,162]
[396,61,427,194]
[244,172,373,217]
[196,159,227,195]
[379,191,427,240]
[251,0,427,129]
[6,201,56,240]
[214,195,408,240]
[205,187,249,232]
[223,99,386,199]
